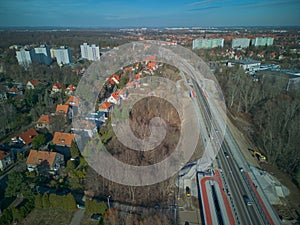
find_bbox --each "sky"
[0,0,299,27]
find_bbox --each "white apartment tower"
[52,46,72,66]
[80,43,100,61]
[16,48,35,67]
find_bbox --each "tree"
[32,134,46,149]
[70,141,80,158]
[5,172,31,199]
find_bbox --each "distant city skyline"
[0,0,299,27]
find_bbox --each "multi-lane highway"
[190,75,282,225]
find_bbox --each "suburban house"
[98,101,113,113]
[26,79,40,90]
[107,75,120,86]
[65,95,79,107]
[52,132,75,147]
[35,114,53,131]
[52,82,63,93]
[26,149,64,173]
[0,150,12,171]
[19,128,38,145]
[65,84,76,95]
[55,104,70,118]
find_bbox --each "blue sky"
[0,0,299,27]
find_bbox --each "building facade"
[16,48,34,67]
[232,38,250,49]
[192,38,224,49]
[52,46,72,65]
[33,45,52,65]
[252,37,274,46]
[80,43,100,61]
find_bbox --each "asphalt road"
[190,76,280,225]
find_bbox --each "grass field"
[20,208,73,225]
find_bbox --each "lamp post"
[107,195,111,209]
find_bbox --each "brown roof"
[99,101,113,109]
[65,96,79,107]
[29,79,40,87]
[0,150,9,160]
[19,128,38,145]
[53,82,63,89]
[26,149,57,167]
[56,104,69,115]
[52,132,75,147]
[37,114,51,125]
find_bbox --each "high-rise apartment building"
[16,48,35,67]
[192,38,224,49]
[33,45,52,65]
[252,37,274,46]
[52,46,72,65]
[232,38,251,49]
[80,43,100,61]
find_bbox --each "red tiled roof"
[56,104,69,115]
[29,79,40,87]
[26,150,56,167]
[65,96,79,107]
[19,128,38,145]
[0,150,9,160]
[66,84,76,91]
[37,114,51,125]
[52,132,75,147]
[52,82,63,90]
[99,101,113,109]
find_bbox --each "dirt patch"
[261,163,300,220]
[226,112,260,167]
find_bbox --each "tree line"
[216,65,300,186]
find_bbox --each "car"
[91,214,102,221]
[239,167,244,172]
[243,195,252,206]
[224,151,229,158]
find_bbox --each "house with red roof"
[65,95,79,107]
[26,79,40,90]
[35,114,53,130]
[99,101,113,113]
[56,104,70,118]
[107,92,120,105]
[19,128,38,145]
[0,150,12,171]
[65,84,76,95]
[26,149,64,173]
[52,82,63,93]
[108,75,120,86]
[52,132,75,147]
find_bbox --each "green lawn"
[20,208,73,225]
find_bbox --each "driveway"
[69,209,85,225]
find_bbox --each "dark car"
[243,195,252,206]
[91,214,102,221]
[224,151,229,158]
[186,186,191,197]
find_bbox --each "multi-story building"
[33,45,52,65]
[232,38,251,49]
[16,48,35,67]
[52,46,72,65]
[192,38,224,49]
[80,43,100,61]
[251,37,274,47]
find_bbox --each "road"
[69,209,85,225]
[189,75,282,225]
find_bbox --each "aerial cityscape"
[0,1,299,225]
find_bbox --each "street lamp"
[107,195,111,209]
